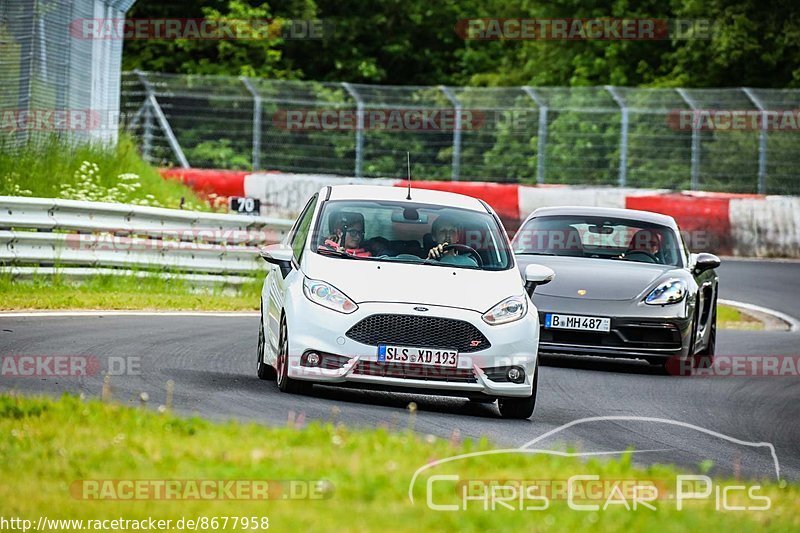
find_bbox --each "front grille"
[539,321,682,350]
[617,324,681,348]
[352,361,477,383]
[345,314,490,353]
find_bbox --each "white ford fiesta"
[256,185,554,419]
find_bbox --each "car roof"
[325,184,487,212]
[526,206,678,229]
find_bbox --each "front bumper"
[284,297,540,399]
[537,313,692,361]
[532,294,693,362]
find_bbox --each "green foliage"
[0,134,211,210]
[124,0,800,88]
[186,139,253,170]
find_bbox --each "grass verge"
[0,272,261,312]
[0,274,764,332]
[0,134,210,211]
[0,393,796,531]
[718,304,764,330]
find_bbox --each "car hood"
[516,255,675,301]
[303,252,524,312]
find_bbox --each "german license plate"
[377,345,458,367]
[544,313,611,332]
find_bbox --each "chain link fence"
[1,0,136,148]
[122,71,800,195]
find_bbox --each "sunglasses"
[344,228,364,237]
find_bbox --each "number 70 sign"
[229,196,261,215]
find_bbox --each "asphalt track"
[1,259,798,482]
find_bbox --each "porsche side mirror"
[692,252,721,274]
[524,264,555,296]
[260,244,294,278]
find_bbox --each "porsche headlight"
[645,279,686,305]
[303,278,358,314]
[483,295,528,325]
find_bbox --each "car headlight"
[482,295,528,325]
[303,277,358,314]
[645,279,686,305]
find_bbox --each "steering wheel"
[440,244,483,268]
[624,250,658,263]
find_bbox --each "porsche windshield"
[310,200,513,271]
[513,215,683,267]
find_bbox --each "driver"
[323,211,372,257]
[628,229,661,256]
[426,215,477,266]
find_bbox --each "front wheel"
[257,310,276,381]
[276,317,311,394]
[693,310,716,369]
[498,366,538,419]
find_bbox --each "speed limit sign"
[229,196,261,215]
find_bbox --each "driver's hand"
[326,234,345,253]
[427,242,448,259]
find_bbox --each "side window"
[290,194,318,262]
[679,230,690,267]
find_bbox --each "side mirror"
[524,264,555,296]
[692,252,721,275]
[260,244,294,278]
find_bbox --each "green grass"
[0,134,210,210]
[0,394,796,531]
[0,272,261,311]
[0,275,769,334]
[718,304,764,330]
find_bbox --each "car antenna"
[406,151,412,200]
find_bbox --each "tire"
[693,309,716,369]
[276,317,311,394]
[498,366,538,420]
[674,303,702,376]
[256,310,276,381]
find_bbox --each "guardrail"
[0,196,294,280]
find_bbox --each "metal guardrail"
[0,196,294,278]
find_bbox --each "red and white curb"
[160,169,800,258]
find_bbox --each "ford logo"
[413,306,429,312]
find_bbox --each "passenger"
[323,211,372,257]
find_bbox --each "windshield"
[512,215,683,267]
[310,200,513,271]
